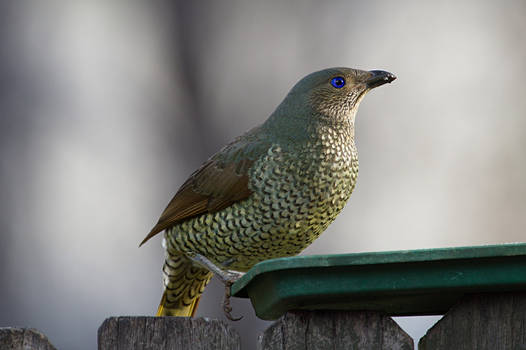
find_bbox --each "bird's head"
[269,67,396,129]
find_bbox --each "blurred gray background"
[1,1,525,349]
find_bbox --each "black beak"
[366,70,396,89]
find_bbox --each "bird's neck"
[309,112,356,142]
[262,108,356,150]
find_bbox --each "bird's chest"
[250,130,358,227]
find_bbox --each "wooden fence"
[2,292,526,349]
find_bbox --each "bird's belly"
[166,147,358,272]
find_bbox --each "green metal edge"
[232,242,526,296]
[231,243,526,320]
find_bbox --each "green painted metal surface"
[230,243,526,320]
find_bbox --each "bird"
[141,67,396,319]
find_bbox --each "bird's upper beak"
[366,70,396,89]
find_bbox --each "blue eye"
[330,76,345,88]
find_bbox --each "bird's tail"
[156,254,213,317]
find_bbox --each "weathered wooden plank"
[259,310,413,350]
[419,292,526,350]
[0,327,56,350]
[98,316,240,350]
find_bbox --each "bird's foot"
[223,280,243,321]
[187,252,244,284]
[186,252,244,321]
[219,270,244,285]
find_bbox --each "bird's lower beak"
[366,70,396,89]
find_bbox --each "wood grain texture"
[0,327,56,350]
[259,310,413,350]
[419,292,526,350]
[98,316,240,350]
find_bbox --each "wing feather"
[140,128,268,246]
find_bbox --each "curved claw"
[223,282,243,321]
